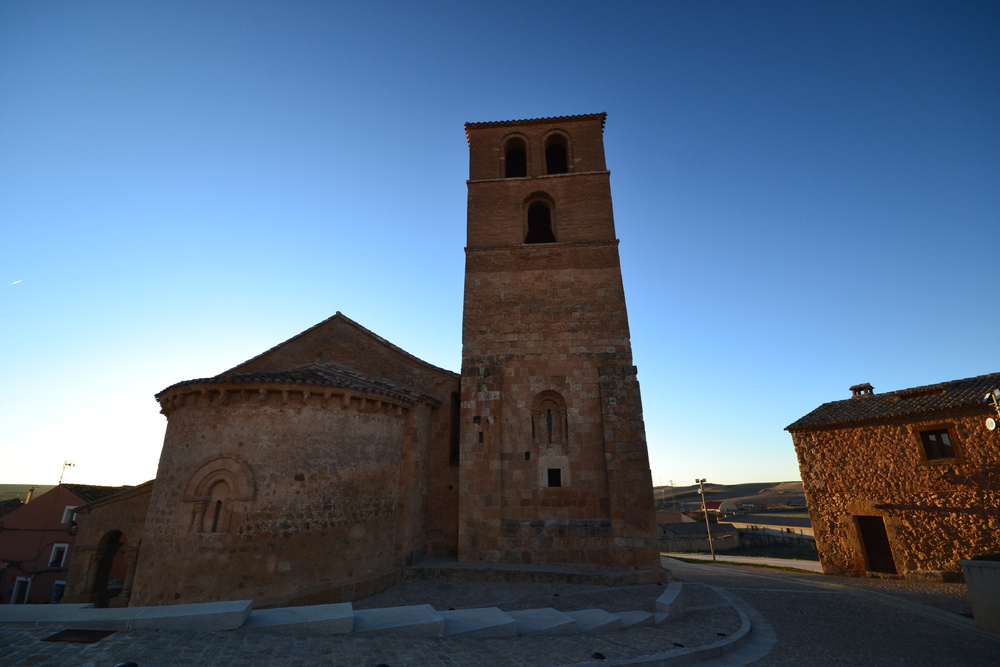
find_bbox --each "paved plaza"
[2,556,999,666]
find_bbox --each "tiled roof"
[224,312,457,379]
[62,484,133,504]
[465,112,606,128]
[464,113,607,143]
[662,522,736,535]
[786,372,1000,431]
[157,361,427,405]
[0,498,23,519]
[727,514,812,529]
[72,480,155,512]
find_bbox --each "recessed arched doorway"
[93,530,126,608]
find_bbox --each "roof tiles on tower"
[786,372,1000,431]
[464,113,607,143]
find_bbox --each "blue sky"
[2,1,998,488]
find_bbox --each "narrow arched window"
[525,202,555,243]
[532,391,568,448]
[505,138,527,177]
[210,500,222,532]
[545,135,568,174]
[203,479,231,533]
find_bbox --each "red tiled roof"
[157,361,431,405]
[62,484,133,504]
[464,113,607,144]
[786,372,1000,431]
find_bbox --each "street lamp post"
[696,478,717,562]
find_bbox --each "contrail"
[9,280,21,285]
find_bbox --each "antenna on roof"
[59,460,76,484]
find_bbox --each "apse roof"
[156,361,428,405]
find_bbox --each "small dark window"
[505,139,527,177]
[547,468,562,487]
[210,500,222,532]
[524,451,531,461]
[478,431,484,444]
[545,140,568,174]
[525,202,555,244]
[920,429,955,460]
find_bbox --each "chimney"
[25,486,35,503]
[850,383,874,398]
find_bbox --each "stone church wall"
[129,388,434,606]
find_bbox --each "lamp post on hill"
[696,478,716,562]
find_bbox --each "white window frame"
[61,506,77,524]
[49,543,69,568]
[11,577,31,604]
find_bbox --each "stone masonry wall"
[459,115,660,570]
[792,408,1000,576]
[228,315,462,561]
[130,388,435,606]
[65,484,152,605]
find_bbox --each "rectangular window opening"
[12,578,31,604]
[547,468,562,487]
[49,544,69,568]
[920,428,956,461]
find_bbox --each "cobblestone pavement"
[3,558,999,666]
[0,578,740,667]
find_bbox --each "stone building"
[459,113,660,570]
[63,481,153,607]
[66,114,662,608]
[787,373,1000,579]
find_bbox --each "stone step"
[243,602,354,635]
[352,604,445,637]
[564,608,622,632]
[0,604,94,625]
[439,607,517,637]
[507,607,578,635]
[615,610,655,629]
[0,600,252,632]
[656,582,686,620]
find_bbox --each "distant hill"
[0,484,57,503]
[654,481,805,509]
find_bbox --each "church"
[65,113,662,608]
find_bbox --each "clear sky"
[2,1,998,489]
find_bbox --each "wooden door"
[856,515,897,574]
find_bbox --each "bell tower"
[459,113,660,570]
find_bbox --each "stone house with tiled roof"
[787,372,1000,579]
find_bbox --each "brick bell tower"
[458,113,660,570]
